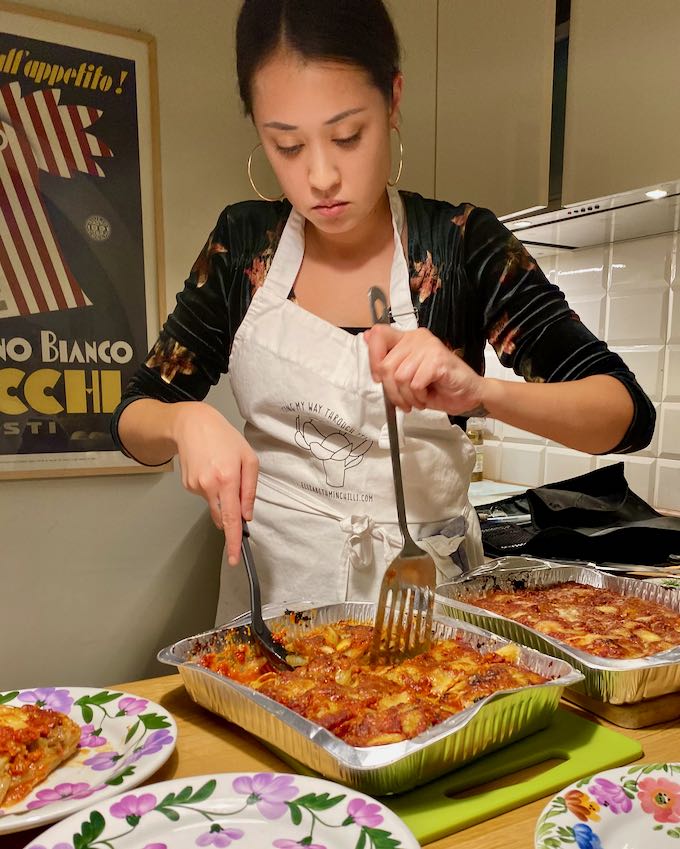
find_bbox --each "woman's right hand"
[172,402,259,565]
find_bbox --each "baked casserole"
[194,619,547,746]
[467,581,680,659]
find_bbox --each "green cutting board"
[385,709,642,844]
[281,709,642,846]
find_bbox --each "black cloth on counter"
[477,463,680,565]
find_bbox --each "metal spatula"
[368,286,436,664]
[241,520,292,670]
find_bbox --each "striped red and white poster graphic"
[0,80,113,318]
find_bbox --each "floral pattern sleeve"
[460,206,655,453]
[111,191,655,462]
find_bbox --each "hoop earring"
[387,127,403,187]
[247,143,284,202]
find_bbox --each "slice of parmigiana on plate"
[0,704,80,807]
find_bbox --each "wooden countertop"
[3,674,679,848]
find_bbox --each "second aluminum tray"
[436,556,680,705]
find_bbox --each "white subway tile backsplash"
[484,345,523,383]
[482,439,502,481]
[606,288,669,346]
[624,457,657,504]
[536,254,559,286]
[635,402,661,459]
[492,233,677,514]
[569,295,605,338]
[500,444,545,487]
[655,460,680,513]
[482,418,502,439]
[623,458,656,504]
[664,346,680,402]
[610,234,675,290]
[483,346,506,381]
[594,455,656,504]
[545,447,595,483]
[670,287,680,343]
[554,246,608,297]
[610,346,664,401]
[659,404,680,459]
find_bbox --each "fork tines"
[369,580,435,664]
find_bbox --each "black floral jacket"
[111,191,655,458]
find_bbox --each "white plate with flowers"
[0,686,177,835]
[535,763,680,849]
[21,771,419,849]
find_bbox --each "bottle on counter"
[466,417,485,482]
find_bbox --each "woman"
[112,0,654,624]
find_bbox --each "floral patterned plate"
[0,687,177,835]
[22,772,419,849]
[535,763,680,849]
[647,577,680,590]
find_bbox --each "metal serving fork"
[368,286,437,664]
[241,520,292,670]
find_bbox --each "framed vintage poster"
[0,1,167,478]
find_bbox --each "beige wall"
[0,0,440,689]
[0,0,251,689]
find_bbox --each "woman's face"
[251,51,402,235]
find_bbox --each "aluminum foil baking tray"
[158,600,582,795]
[436,556,680,705]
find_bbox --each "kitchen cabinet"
[562,0,680,204]
[434,0,556,218]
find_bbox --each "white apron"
[216,188,483,624]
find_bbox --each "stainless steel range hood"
[506,179,680,258]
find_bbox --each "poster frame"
[0,1,169,479]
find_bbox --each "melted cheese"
[470,582,680,659]
[195,621,546,747]
[0,704,80,807]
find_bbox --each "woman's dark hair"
[236,0,401,116]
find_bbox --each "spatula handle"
[241,520,292,669]
[368,286,416,547]
[241,519,264,633]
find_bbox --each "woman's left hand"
[364,325,486,415]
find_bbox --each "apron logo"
[294,416,372,488]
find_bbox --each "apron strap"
[387,186,418,331]
[258,473,400,573]
[260,189,416,333]
[260,208,305,299]
[339,514,398,572]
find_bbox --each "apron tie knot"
[339,514,396,571]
